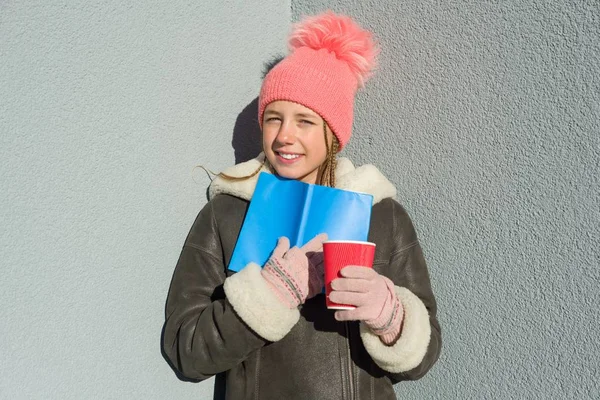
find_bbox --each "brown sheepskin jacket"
[162,154,442,399]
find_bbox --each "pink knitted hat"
[258,11,379,150]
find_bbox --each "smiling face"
[262,101,334,184]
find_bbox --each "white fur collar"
[208,153,396,205]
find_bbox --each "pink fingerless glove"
[329,267,404,345]
[261,234,327,309]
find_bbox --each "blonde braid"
[319,120,338,187]
[329,139,339,188]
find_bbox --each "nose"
[275,121,296,145]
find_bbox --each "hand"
[305,241,326,299]
[329,266,403,342]
[261,233,328,308]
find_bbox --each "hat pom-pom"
[288,11,379,88]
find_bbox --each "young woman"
[162,11,441,399]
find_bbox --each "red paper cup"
[323,240,376,310]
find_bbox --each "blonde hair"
[217,158,266,182]
[218,121,338,187]
[319,120,338,188]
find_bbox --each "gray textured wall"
[293,1,599,399]
[1,1,289,399]
[2,1,598,399]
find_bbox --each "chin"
[272,169,301,180]
[270,166,309,182]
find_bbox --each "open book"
[228,172,373,272]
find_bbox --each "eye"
[264,117,281,123]
[299,119,315,125]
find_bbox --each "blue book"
[228,172,373,272]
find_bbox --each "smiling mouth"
[276,152,302,160]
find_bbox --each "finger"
[284,245,307,263]
[300,234,326,254]
[339,266,377,279]
[335,308,371,322]
[330,277,371,293]
[329,290,369,307]
[272,237,290,258]
[335,306,372,322]
[300,233,328,253]
[334,309,355,321]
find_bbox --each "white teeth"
[279,153,300,160]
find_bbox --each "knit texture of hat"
[258,11,379,150]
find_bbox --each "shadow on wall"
[231,97,262,164]
[231,56,284,164]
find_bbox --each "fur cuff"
[224,263,300,341]
[360,287,431,373]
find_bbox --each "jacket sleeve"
[162,199,269,381]
[360,199,442,382]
